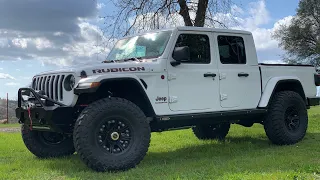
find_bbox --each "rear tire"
[73,97,151,172]
[192,123,230,140]
[21,125,75,158]
[264,91,308,145]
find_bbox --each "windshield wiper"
[102,57,143,63]
[123,57,143,62]
[102,60,118,63]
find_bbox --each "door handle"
[238,73,249,77]
[204,73,217,77]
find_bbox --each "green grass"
[0,123,20,128]
[1,108,320,180]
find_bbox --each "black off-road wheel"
[73,97,151,172]
[192,123,230,140]
[21,125,75,158]
[264,91,308,145]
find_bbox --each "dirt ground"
[0,127,20,133]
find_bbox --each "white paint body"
[29,27,318,116]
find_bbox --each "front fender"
[258,76,301,108]
[74,74,145,94]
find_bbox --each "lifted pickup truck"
[16,26,320,172]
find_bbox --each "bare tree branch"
[101,0,236,42]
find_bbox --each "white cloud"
[0,0,107,67]
[273,16,293,30]
[5,82,20,86]
[231,5,244,15]
[33,38,53,50]
[97,3,105,9]
[0,67,3,70]
[0,73,15,80]
[12,38,28,49]
[53,32,64,36]
[0,38,9,48]
[245,0,270,28]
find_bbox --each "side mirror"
[171,46,190,66]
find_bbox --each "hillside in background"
[0,98,18,123]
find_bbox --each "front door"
[215,34,261,109]
[167,31,220,112]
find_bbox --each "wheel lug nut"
[102,125,105,128]
[99,140,102,143]
[107,148,109,151]
[117,148,120,151]
[103,146,106,148]
[112,120,115,123]
[98,136,101,139]
[100,128,103,132]
[122,124,125,127]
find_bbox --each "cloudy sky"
[0,0,299,99]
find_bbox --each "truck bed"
[258,63,317,99]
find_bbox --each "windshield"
[106,30,172,61]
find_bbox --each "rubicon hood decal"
[92,67,146,74]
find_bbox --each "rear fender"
[258,76,302,108]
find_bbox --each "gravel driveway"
[0,127,20,133]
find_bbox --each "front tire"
[264,91,308,145]
[21,125,75,158]
[192,123,230,140]
[73,97,151,172]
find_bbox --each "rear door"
[214,33,261,109]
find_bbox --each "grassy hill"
[0,98,18,123]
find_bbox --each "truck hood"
[35,59,163,77]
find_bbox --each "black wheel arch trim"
[74,77,155,116]
[266,79,307,107]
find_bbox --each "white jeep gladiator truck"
[16,26,320,172]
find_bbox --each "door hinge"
[220,94,228,101]
[219,73,226,80]
[168,73,176,81]
[169,96,178,103]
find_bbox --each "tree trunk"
[178,0,193,26]
[194,0,209,27]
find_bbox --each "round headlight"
[64,75,75,91]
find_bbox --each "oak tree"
[273,0,320,67]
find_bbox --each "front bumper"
[15,88,76,133]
